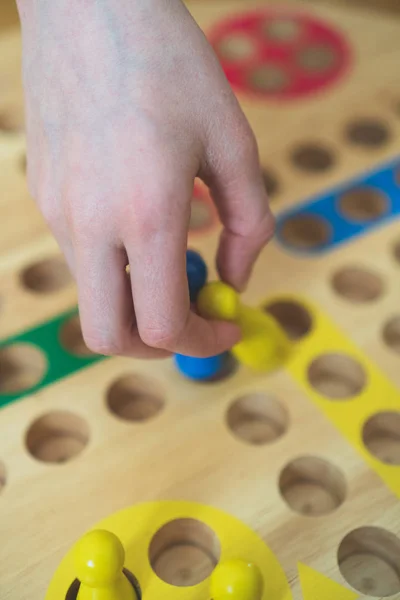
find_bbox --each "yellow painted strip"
[263,295,400,499]
[298,563,359,599]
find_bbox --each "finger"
[202,125,275,292]
[125,185,241,357]
[74,239,170,359]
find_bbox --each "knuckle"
[82,331,124,356]
[140,323,183,350]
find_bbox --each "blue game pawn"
[174,353,226,381]
[186,249,208,303]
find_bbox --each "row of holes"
[10,117,398,231]
[1,396,399,598]
[8,234,400,302]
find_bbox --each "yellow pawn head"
[74,529,125,588]
[210,558,264,600]
[197,281,240,321]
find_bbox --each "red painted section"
[208,7,352,101]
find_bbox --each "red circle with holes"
[208,8,352,100]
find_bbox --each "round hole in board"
[249,65,290,93]
[308,352,366,400]
[345,118,391,148]
[0,461,6,493]
[297,44,338,73]
[290,143,335,173]
[264,300,312,340]
[362,411,400,466]
[393,239,400,264]
[25,411,89,464]
[262,168,280,199]
[149,518,220,587]
[0,111,23,133]
[59,315,95,357]
[280,214,331,250]
[218,34,256,61]
[331,266,384,303]
[338,187,388,222]
[263,18,301,42]
[0,343,47,395]
[383,315,400,354]
[20,256,73,294]
[226,393,289,445]
[279,456,347,516]
[106,374,165,422]
[338,527,400,597]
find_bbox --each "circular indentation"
[363,411,400,465]
[264,18,301,41]
[0,343,47,395]
[394,240,400,263]
[25,411,89,463]
[59,315,94,357]
[298,45,337,73]
[338,527,400,596]
[20,256,72,294]
[308,353,366,399]
[331,266,383,303]
[0,112,22,133]
[291,143,335,172]
[345,118,391,148]
[0,461,6,492]
[149,518,220,586]
[262,168,279,198]
[249,65,289,92]
[383,316,400,354]
[280,214,331,250]
[279,456,346,516]
[218,34,255,61]
[339,187,388,222]
[190,199,213,232]
[264,300,312,340]
[227,393,289,445]
[106,374,164,422]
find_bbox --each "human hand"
[17,0,274,358]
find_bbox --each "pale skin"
[16,0,275,359]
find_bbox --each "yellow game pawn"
[210,558,264,599]
[197,281,290,372]
[73,529,138,600]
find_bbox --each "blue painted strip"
[276,155,400,254]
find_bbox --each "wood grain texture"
[0,1,400,599]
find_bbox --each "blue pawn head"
[186,249,208,303]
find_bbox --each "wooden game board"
[0,1,400,599]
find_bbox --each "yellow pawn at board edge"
[74,529,138,600]
[197,281,290,372]
[210,558,264,600]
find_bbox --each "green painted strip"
[0,308,106,409]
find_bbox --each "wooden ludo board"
[0,1,400,599]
